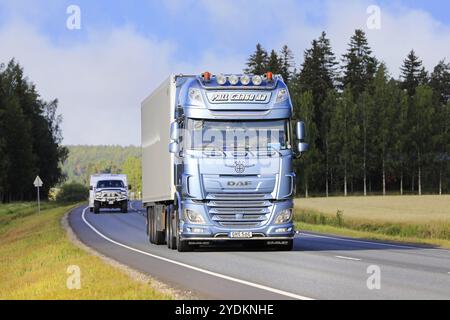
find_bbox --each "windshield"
[185,119,290,151]
[96,180,124,189]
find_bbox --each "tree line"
[245,30,450,196]
[62,145,142,195]
[0,60,68,202]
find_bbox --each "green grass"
[0,203,172,299]
[294,195,450,248]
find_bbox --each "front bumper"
[179,199,295,242]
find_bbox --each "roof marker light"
[202,71,211,81]
[216,74,227,85]
[228,74,239,85]
[252,75,262,86]
[240,74,251,85]
[266,72,274,82]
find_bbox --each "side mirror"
[128,185,132,190]
[169,141,179,154]
[89,186,93,191]
[170,122,179,142]
[296,121,306,141]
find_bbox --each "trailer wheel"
[147,207,154,243]
[94,201,100,214]
[154,205,165,245]
[121,201,128,213]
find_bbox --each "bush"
[56,183,88,203]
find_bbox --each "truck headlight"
[276,88,289,103]
[274,209,293,224]
[95,192,102,197]
[184,209,206,224]
[188,88,204,105]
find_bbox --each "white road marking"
[300,232,430,250]
[335,255,362,261]
[80,207,314,300]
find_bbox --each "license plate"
[229,231,253,238]
[108,201,114,205]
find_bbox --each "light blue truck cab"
[141,72,307,252]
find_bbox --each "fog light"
[191,228,205,233]
[275,228,288,233]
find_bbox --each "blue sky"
[0,0,449,145]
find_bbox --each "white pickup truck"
[89,174,130,214]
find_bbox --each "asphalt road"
[69,201,450,300]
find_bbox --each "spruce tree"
[279,45,294,84]
[430,59,450,105]
[267,50,281,75]
[400,50,428,97]
[244,43,268,75]
[341,29,377,99]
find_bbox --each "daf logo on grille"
[227,181,252,187]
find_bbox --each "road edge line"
[81,207,314,300]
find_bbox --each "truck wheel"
[167,205,177,249]
[154,206,165,245]
[176,214,192,252]
[94,201,100,214]
[121,201,128,213]
[147,207,154,243]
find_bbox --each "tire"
[149,206,165,245]
[94,201,100,214]
[176,213,192,252]
[121,201,128,213]
[167,205,177,249]
[147,207,153,243]
[89,207,93,213]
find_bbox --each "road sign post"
[33,176,43,214]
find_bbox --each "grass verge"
[0,203,172,299]
[294,206,450,249]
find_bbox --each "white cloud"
[0,21,179,145]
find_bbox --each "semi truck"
[89,174,130,214]
[141,72,307,252]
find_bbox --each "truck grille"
[207,194,272,228]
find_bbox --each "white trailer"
[141,76,176,204]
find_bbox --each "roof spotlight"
[252,75,262,86]
[216,74,227,85]
[240,74,251,85]
[228,74,239,85]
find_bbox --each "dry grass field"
[295,195,450,223]
[294,195,450,248]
